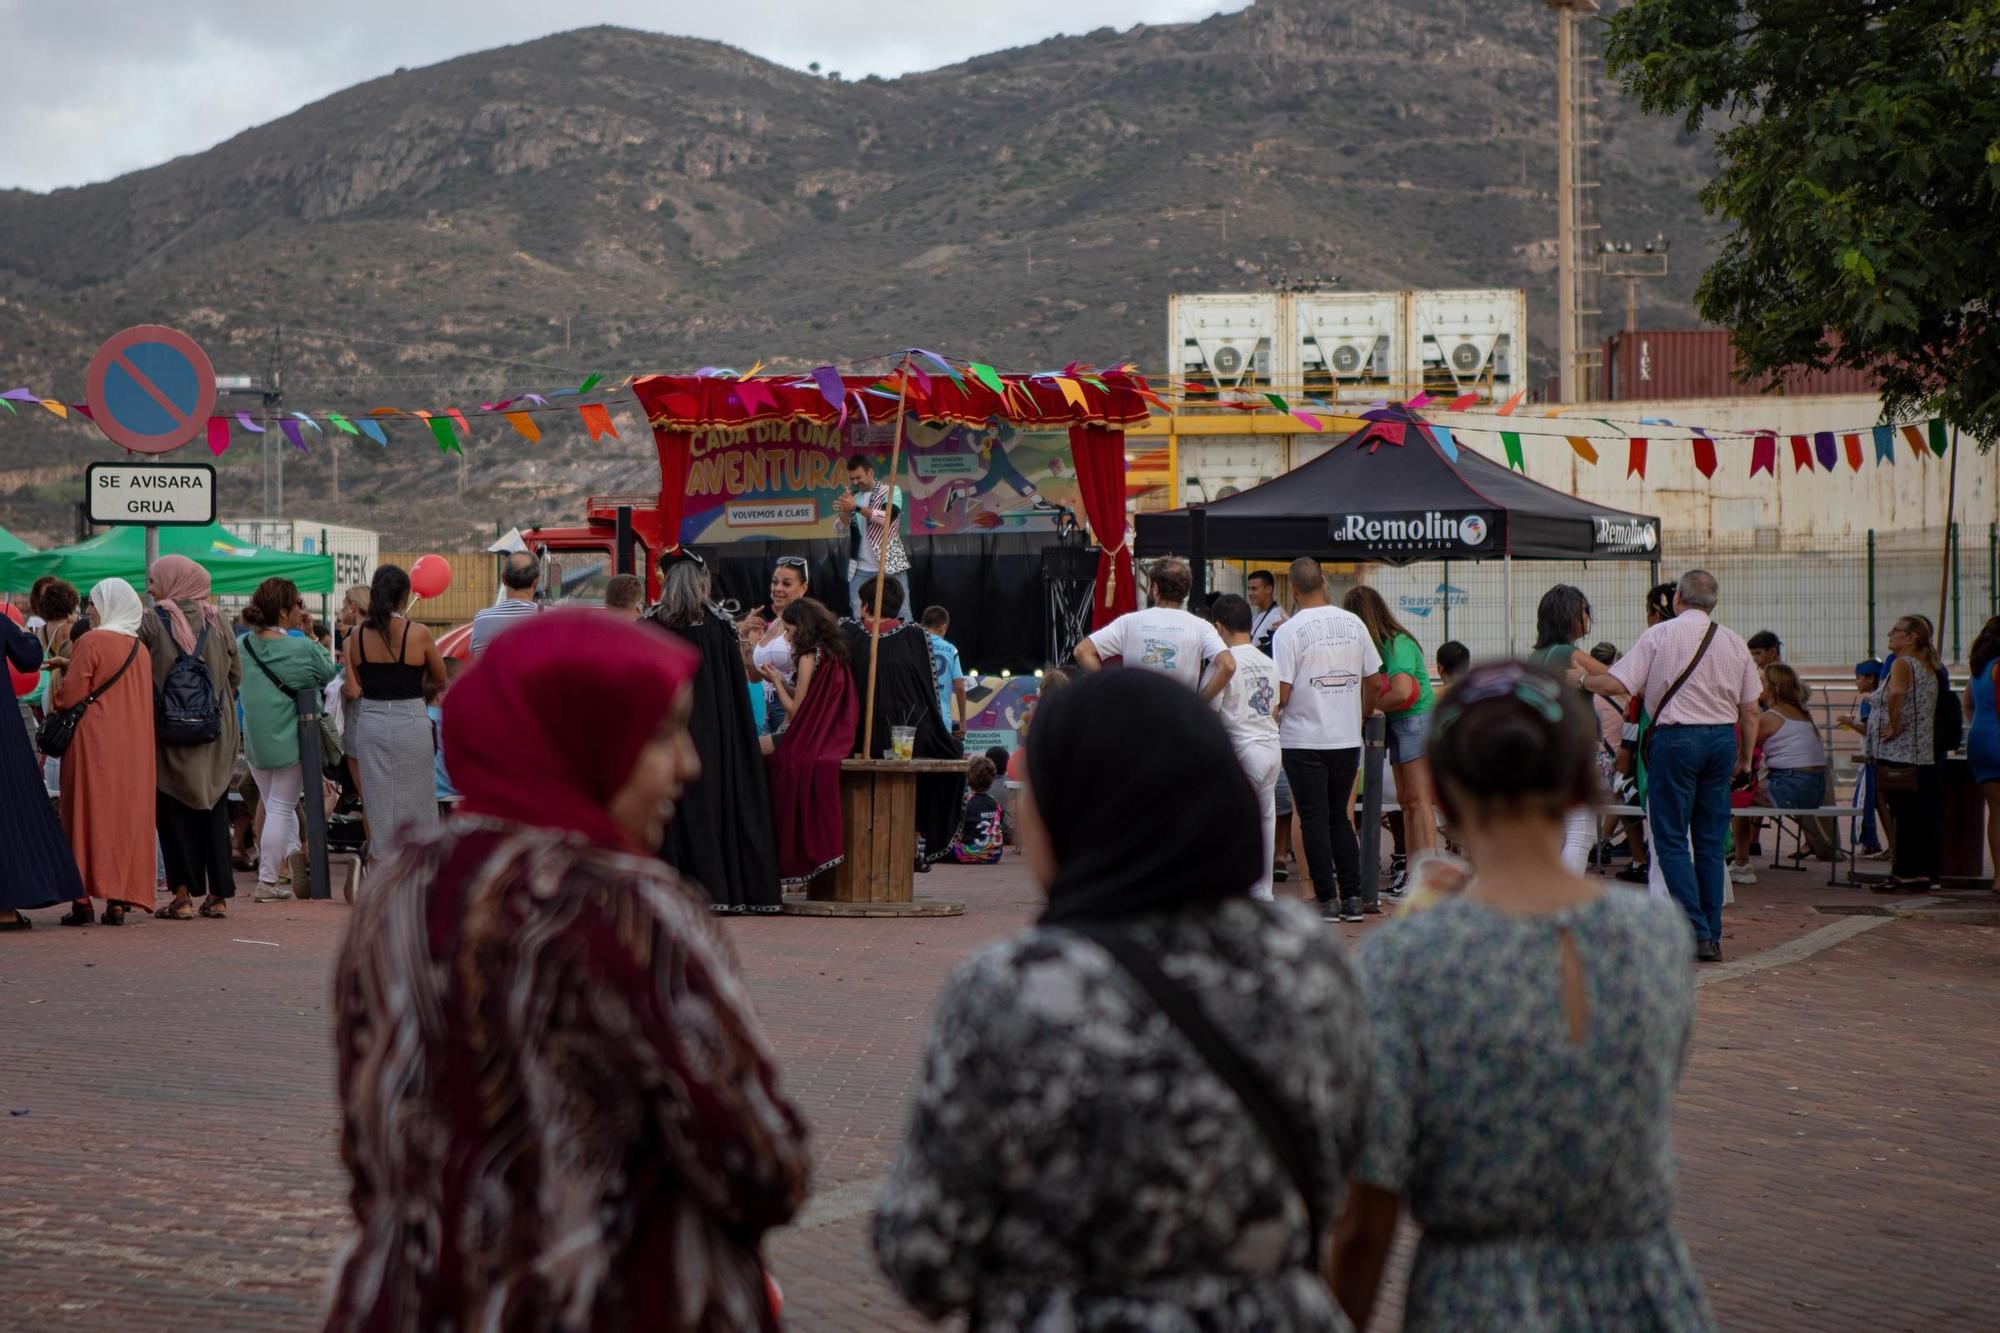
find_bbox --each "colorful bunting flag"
[1405,392,1433,409]
[1843,433,1863,471]
[1565,435,1599,465]
[1750,434,1777,477]
[1447,393,1478,412]
[811,366,845,413]
[1430,423,1458,460]
[575,372,603,396]
[1264,392,1290,413]
[38,399,66,419]
[579,403,618,442]
[1291,411,1325,432]
[326,412,358,435]
[1790,435,1813,471]
[1929,418,1949,457]
[1057,377,1088,411]
[447,408,473,441]
[1497,390,1525,416]
[1627,437,1647,478]
[205,417,230,457]
[279,419,309,452]
[1814,431,1837,470]
[970,362,1008,396]
[1873,425,1896,464]
[503,411,541,443]
[426,415,460,456]
[1692,429,1717,478]
[1501,431,1524,470]
[236,412,265,433]
[358,420,386,446]
[1366,421,1406,450]
[1902,424,1927,458]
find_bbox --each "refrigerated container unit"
[1167,293,1282,404]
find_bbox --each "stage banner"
[679,417,1081,545]
[961,675,1041,757]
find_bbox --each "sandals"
[101,904,127,926]
[0,913,30,932]
[199,899,228,919]
[154,901,195,921]
[59,904,95,927]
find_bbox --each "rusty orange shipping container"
[1600,329,1881,401]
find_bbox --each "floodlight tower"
[1548,0,1602,402]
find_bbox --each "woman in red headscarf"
[324,612,810,1333]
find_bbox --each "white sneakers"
[1729,864,1758,885]
[253,882,295,902]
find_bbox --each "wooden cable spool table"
[781,758,970,917]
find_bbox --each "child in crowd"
[921,605,969,737]
[949,757,1005,863]
[427,656,466,812]
[1839,657,1885,854]
[1436,639,1471,685]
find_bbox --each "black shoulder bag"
[38,638,141,759]
[1066,921,1326,1251]
[1639,623,1719,768]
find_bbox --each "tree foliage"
[1605,0,2000,445]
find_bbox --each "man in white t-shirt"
[1208,594,1282,901]
[1074,557,1235,701]
[1272,557,1384,922]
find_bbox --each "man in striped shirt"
[470,553,543,656]
[1583,569,1760,962]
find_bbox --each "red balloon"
[3,603,37,697]
[409,554,453,600]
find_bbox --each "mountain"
[0,0,1721,546]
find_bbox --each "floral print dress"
[874,898,1370,1330]
[1356,891,1714,1331]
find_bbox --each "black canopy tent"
[1134,406,1663,651]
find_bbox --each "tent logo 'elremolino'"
[1331,512,1491,549]
[1592,517,1659,553]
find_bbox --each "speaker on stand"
[1041,508,1097,666]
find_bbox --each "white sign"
[85,462,216,526]
[725,500,819,528]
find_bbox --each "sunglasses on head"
[775,556,808,571]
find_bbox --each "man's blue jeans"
[848,569,911,622]
[1646,724,1736,944]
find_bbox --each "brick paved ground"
[1,854,1993,1331]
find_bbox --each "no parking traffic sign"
[83,325,217,455]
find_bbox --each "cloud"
[0,0,1249,191]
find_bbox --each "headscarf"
[88,578,145,638]
[148,554,218,654]
[444,610,699,853]
[1028,667,1263,926]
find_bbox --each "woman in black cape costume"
[844,576,965,867]
[647,553,782,911]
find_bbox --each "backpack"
[157,610,222,745]
[1935,668,1963,756]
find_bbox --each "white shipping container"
[1408,288,1528,403]
[1167,293,1281,396]
[1292,291,1406,402]
[235,517,380,613]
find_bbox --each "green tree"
[1605,0,2000,444]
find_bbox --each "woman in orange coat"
[53,578,157,925]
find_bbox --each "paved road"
[1,860,1993,1330]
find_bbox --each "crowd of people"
[8,521,1989,1331]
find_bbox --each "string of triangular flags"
[0,373,626,459]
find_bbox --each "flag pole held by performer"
[860,357,913,756]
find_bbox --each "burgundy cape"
[766,648,858,886]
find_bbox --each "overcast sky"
[0,0,1249,192]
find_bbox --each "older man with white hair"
[1582,569,1760,962]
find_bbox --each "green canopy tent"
[2,522,332,596]
[0,526,36,592]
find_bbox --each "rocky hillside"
[0,0,1719,545]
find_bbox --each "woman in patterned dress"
[875,668,1370,1330]
[1332,662,1713,1331]
[325,612,810,1332]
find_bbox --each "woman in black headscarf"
[647,550,782,912]
[843,575,962,867]
[875,668,1371,1330]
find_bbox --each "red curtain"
[645,428,693,554]
[1069,424,1135,628]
